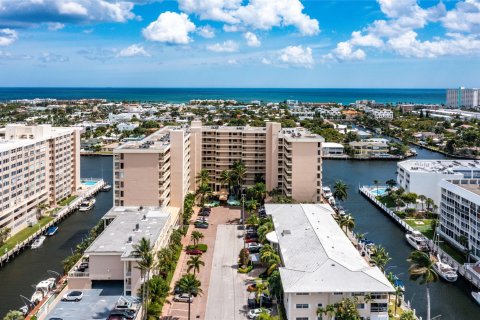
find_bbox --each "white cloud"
[143,12,196,44]
[58,1,88,16]
[442,0,480,33]
[261,57,271,64]
[197,25,215,38]
[47,22,65,31]
[0,28,17,46]
[227,58,237,64]
[278,45,314,67]
[207,40,239,52]
[178,0,320,35]
[39,52,69,63]
[118,44,150,57]
[350,31,383,48]
[326,41,366,61]
[243,31,260,47]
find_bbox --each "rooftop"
[266,203,394,293]
[398,159,480,173]
[86,206,178,259]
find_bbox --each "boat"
[79,197,95,211]
[30,290,44,304]
[393,276,405,292]
[472,291,480,305]
[328,196,336,206]
[322,186,333,198]
[30,278,56,304]
[433,254,458,282]
[31,236,46,249]
[45,226,58,236]
[405,230,429,251]
[101,184,112,192]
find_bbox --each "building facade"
[114,121,324,207]
[266,204,394,320]
[0,124,81,235]
[446,87,480,109]
[397,160,480,205]
[438,179,480,261]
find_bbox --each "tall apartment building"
[113,121,324,207]
[438,179,480,261]
[0,124,81,235]
[446,87,480,108]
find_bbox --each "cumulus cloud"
[326,0,480,60]
[207,40,239,52]
[243,31,260,47]
[278,45,314,67]
[178,0,320,35]
[46,22,65,31]
[118,44,150,57]
[0,28,17,46]
[143,12,196,44]
[197,25,216,38]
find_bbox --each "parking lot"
[46,282,138,320]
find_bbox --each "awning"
[218,189,228,201]
[266,231,279,244]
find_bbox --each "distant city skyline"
[0,1,479,87]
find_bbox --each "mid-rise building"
[266,203,394,320]
[0,124,81,235]
[397,160,480,205]
[364,108,394,120]
[321,142,345,156]
[438,179,480,260]
[114,121,324,206]
[67,206,180,296]
[349,141,389,156]
[446,87,480,109]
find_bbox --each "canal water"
[322,147,478,320]
[0,156,113,317]
[1,150,477,319]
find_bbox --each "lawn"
[0,216,54,254]
[58,195,77,206]
[377,195,396,208]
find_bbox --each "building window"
[296,304,309,309]
[296,293,309,295]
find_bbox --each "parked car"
[196,217,208,223]
[245,229,258,235]
[247,308,272,319]
[247,243,262,253]
[199,208,211,216]
[174,285,198,297]
[107,315,127,320]
[245,237,259,243]
[248,293,273,309]
[245,233,258,239]
[62,291,83,302]
[194,221,209,229]
[186,249,203,255]
[173,293,193,303]
[108,310,135,320]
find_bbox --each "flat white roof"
[266,203,394,293]
[398,159,480,173]
[322,142,344,148]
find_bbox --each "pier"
[0,179,105,268]
[359,185,480,289]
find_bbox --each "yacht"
[30,278,56,304]
[45,226,58,236]
[433,255,458,282]
[79,197,95,212]
[405,230,429,251]
[472,291,480,305]
[322,186,333,198]
[31,236,46,249]
[101,184,112,192]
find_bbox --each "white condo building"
[397,160,480,205]
[364,108,394,120]
[0,124,81,235]
[438,179,480,260]
[266,204,394,320]
[446,87,480,109]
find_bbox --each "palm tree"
[246,199,258,215]
[268,270,283,302]
[246,214,260,227]
[147,276,169,304]
[370,245,391,272]
[419,195,426,212]
[400,310,416,320]
[425,198,434,212]
[373,179,379,192]
[36,203,49,219]
[260,245,281,275]
[333,180,348,202]
[177,274,203,320]
[132,238,154,320]
[257,220,274,243]
[232,161,247,197]
[157,247,175,278]
[253,182,267,204]
[386,179,397,191]
[191,231,204,246]
[393,284,404,317]
[408,250,438,320]
[219,169,233,194]
[187,255,205,275]
[256,281,270,307]
[196,168,210,188]
[196,183,212,208]
[340,214,355,233]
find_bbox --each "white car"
[247,243,262,250]
[173,293,193,303]
[62,291,83,302]
[247,308,272,319]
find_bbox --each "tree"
[36,203,49,219]
[246,214,260,227]
[446,139,456,154]
[196,183,212,208]
[2,310,24,320]
[260,244,280,275]
[0,227,11,246]
[219,169,234,194]
[373,179,379,192]
[239,248,250,267]
[187,255,205,275]
[147,276,169,306]
[401,193,418,209]
[418,195,426,212]
[400,310,416,320]
[317,298,361,320]
[157,247,175,278]
[177,274,203,320]
[245,199,259,214]
[132,238,155,320]
[408,250,438,320]
[333,180,349,202]
[339,214,355,233]
[196,169,210,188]
[425,198,434,212]
[232,161,247,197]
[386,179,397,191]
[268,270,283,301]
[191,231,204,246]
[257,219,274,243]
[370,245,391,272]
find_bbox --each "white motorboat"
[328,196,336,206]
[31,290,44,304]
[31,277,56,304]
[79,197,95,211]
[322,186,333,198]
[101,184,112,192]
[472,291,480,305]
[31,236,46,249]
[405,230,429,251]
[433,255,458,282]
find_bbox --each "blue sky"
[0,0,479,88]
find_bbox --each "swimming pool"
[371,187,388,196]
[81,180,98,186]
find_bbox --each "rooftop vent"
[142,214,147,221]
[281,230,291,237]
[127,235,133,243]
[139,205,143,211]
[135,223,140,231]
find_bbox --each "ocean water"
[0,88,445,104]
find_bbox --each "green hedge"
[186,244,208,252]
[238,265,253,274]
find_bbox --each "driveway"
[205,224,250,320]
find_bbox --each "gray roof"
[86,206,175,259]
[265,203,394,293]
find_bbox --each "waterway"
[1,148,477,319]
[322,147,478,320]
[0,156,113,317]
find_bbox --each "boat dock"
[0,179,105,268]
[359,185,480,289]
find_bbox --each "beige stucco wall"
[189,121,203,192]
[89,255,124,280]
[122,153,159,206]
[266,122,281,192]
[67,277,92,290]
[169,130,189,208]
[290,141,321,202]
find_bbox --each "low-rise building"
[322,142,344,156]
[266,203,394,320]
[365,108,394,120]
[349,141,389,156]
[68,206,180,296]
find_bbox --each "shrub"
[238,265,253,274]
[197,244,208,252]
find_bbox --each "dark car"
[199,208,211,216]
[245,237,259,243]
[107,316,127,320]
[108,310,135,320]
[245,233,258,239]
[194,221,209,229]
[186,249,203,255]
[248,293,273,309]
